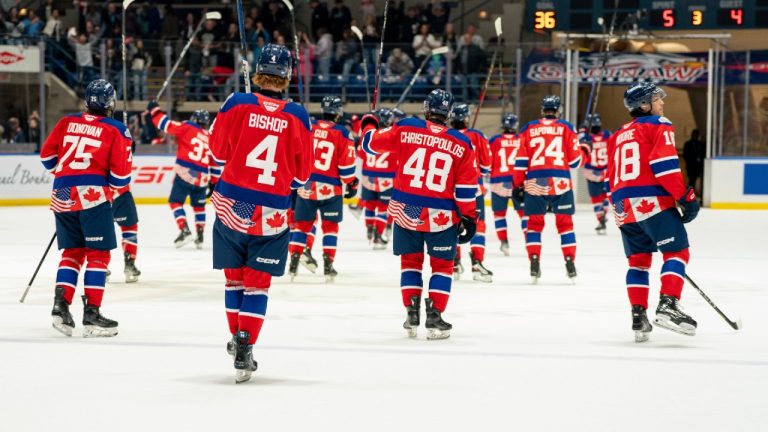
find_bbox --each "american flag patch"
[51,188,75,212]
[212,191,256,233]
[524,178,551,196]
[389,200,424,230]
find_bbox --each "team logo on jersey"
[429,125,445,134]
[84,114,97,121]
[263,101,280,112]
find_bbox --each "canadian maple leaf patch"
[319,185,333,195]
[381,180,391,188]
[636,199,655,214]
[266,211,285,229]
[557,180,568,190]
[83,187,102,202]
[432,212,450,226]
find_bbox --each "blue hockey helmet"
[392,107,406,121]
[450,103,470,123]
[423,89,454,118]
[623,81,666,113]
[321,95,344,116]
[501,113,518,131]
[255,43,292,79]
[375,108,394,126]
[582,112,602,129]
[190,109,210,127]
[541,95,561,112]
[85,79,116,112]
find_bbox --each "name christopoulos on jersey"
[248,113,289,133]
[400,131,465,158]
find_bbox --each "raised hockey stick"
[19,233,57,303]
[394,46,450,109]
[471,17,502,129]
[236,0,251,93]
[121,0,136,125]
[371,0,390,110]
[685,274,742,330]
[155,11,222,100]
[350,26,372,109]
[282,0,304,106]
[583,1,619,135]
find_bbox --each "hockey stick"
[19,233,57,303]
[497,20,507,115]
[685,274,742,330]
[281,0,304,106]
[235,0,251,93]
[121,0,136,125]
[371,0,390,110]
[394,46,450,109]
[350,26,371,109]
[471,17,502,129]
[155,11,222,100]
[583,1,619,135]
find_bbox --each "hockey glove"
[147,100,160,112]
[206,182,216,199]
[457,216,477,244]
[344,178,359,199]
[678,187,700,224]
[360,113,380,131]
[513,187,525,203]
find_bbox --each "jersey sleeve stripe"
[41,156,58,171]
[338,166,356,178]
[361,130,378,155]
[454,186,477,200]
[650,158,680,175]
[568,155,582,169]
[654,168,681,178]
[108,172,131,188]
[158,116,170,133]
[211,155,226,166]
[290,177,307,189]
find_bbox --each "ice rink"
[1,204,766,431]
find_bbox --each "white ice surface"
[1,205,766,431]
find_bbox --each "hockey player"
[148,102,220,248]
[361,89,478,340]
[489,113,528,256]
[111,184,141,282]
[449,103,493,283]
[208,44,313,382]
[288,95,357,282]
[360,107,397,250]
[40,79,132,337]
[513,95,589,282]
[580,113,612,234]
[607,82,700,342]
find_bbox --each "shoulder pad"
[332,123,352,140]
[66,113,82,119]
[98,117,130,138]
[446,128,473,148]
[488,134,501,143]
[219,92,260,113]
[467,128,486,139]
[519,120,539,134]
[283,102,311,131]
[184,121,202,130]
[395,117,425,128]
[635,115,672,126]
[556,119,577,132]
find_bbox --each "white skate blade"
[325,275,335,283]
[289,273,297,282]
[500,248,510,256]
[634,331,650,343]
[124,272,139,283]
[235,369,252,384]
[405,327,417,339]
[174,237,192,248]
[653,315,696,336]
[82,325,118,338]
[426,328,450,340]
[531,275,540,284]
[195,242,203,250]
[373,243,387,251]
[51,317,73,337]
[472,272,493,283]
[299,260,318,273]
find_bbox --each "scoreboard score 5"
[526,0,768,31]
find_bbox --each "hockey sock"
[602,197,610,212]
[470,220,486,261]
[239,268,271,344]
[455,245,462,260]
[660,249,689,300]
[83,249,110,307]
[224,268,244,335]
[525,215,544,258]
[400,253,424,307]
[493,210,508,242]
[556,214,576,260]
[375,200,388,235]
[288,220,313,255]
[590,194,605,221]
[306,222,317,250]
[518,210,528,234]
[627,254,652,309]
[56,248,86,304]
[120,224,138,259]
[192,206,206,230]
[321,220,339,260]
[169,202,187,230]
[363,199,376,229]
[428,256,453,312]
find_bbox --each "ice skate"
[595,214,607,235]
[123,252,141,283]
[347,203,362,220]
[106,268,111,282]
[632,305,653,343]
[425,298,451,340]
[530,254,541,284]
[403,295,420,338]
[323,253,338,283]
[654,295,697,336]
[366,225,375,242]
[499,240,510,256]
[226,334,236,357]
[288,252,300,281]
[233,330,258,383]
[372,231,388,250]
[565,256,577,281]
[470,251,493,283]
[300,248,318,273]
[194,226,204,249]
[81,296,118,338]
[174,225,193,248]
[51,287,75,337]
[383,224,392,243]
[452,255,464,281]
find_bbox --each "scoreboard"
[526,0,768,31]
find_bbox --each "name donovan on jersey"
[248,113,288,133]
[400,131,465,158]
[66,123,103,138]
[528,125,565,137]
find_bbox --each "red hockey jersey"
[606,116,686,227]
[40,113,132,213]
[513,118,587,196]
[358,145,396,192]
[458,128,491,196]
[150,107,220,187]
[362,117,477,232]
[208,92,313,235]
[580,129,611,182]
[298,119,356,200]
[488,132,521,197]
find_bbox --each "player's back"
[488,133,520,182]
[515,118,582,196]
[459,128,491,176]
[173,122,211,169]
[302,119,355,199]
[586,130,611,170]
[359,140,396,192]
